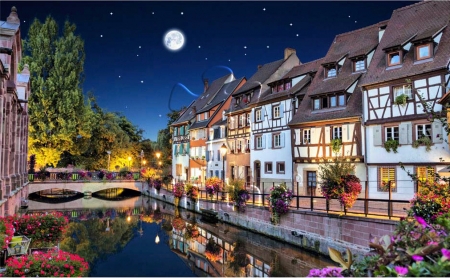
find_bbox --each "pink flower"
[394,266,408,276]
[414,216,428,228]
[412,255,423,262]
[442,248,450,261]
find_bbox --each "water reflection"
[28,196,332,277]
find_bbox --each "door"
[245,166,251,187]
[255,161,261,190]
[306,171,317,196]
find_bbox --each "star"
[228,59,231,61]
[348,15,351,18]
[119,75,121,78]
[296,34,299,37]
[159,114,162,117]
[205,58,208,60]
[244,46,247,49]
[198,46,201,48]
[23,20,26,23]
[244,53,247,56]
[267,46,270,48]
[141,81,144,83]
[355,21,357,23]
[139,46,141,48]
[110,12,113,15]
[152,12,154,15]
[137,54,139,56]
[290,23,293,26]
[263,8,266,11]
[100,35,103,37]
[181,12,184,15]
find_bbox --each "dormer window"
[197,114,201,121]
[277,84,283,92]
[326,68,337,78]
[353,59,366,72]
[204,112,208,120]
[416,43,432,60]
[387,51,401,66]
[313,93,348,110]
[285,82,291,90]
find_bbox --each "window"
[173,127,178,136]
[273,133,281,148]
[239,115,245,127]
[285,82,291,90]
[246,113,250,126]
[230,141,236,153]
[197,114,201,121]
[388,51,401,66]
[330,96,337,107]
[273,105,280,118]
[338,95,346,106]
[416,43,431,60]
[277,84,283,92]
[332,126,342,140]
[237,140,242,152]
[255,109,262,122]
[393,84,412,99]
[327,68,337,78]
[416,166,435,184]
[204,112,208,120]
[303,129,311,144]
[385,126,399,141]
[265,162,273,173]
[246,139,250,152]
[217,150,221,161]
[416,123,432,140]
[256,136,263,149]
[378,167,396,192]
[354,59,365,71]
[276,162,285,174]
[220,126,225,138]
[313,99,320,110]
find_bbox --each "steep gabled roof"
[279,58,324,80]
[172,74,232,125]
[361,1,450,87]
[289,21,383,125]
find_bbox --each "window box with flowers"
[412,136,432,151]
[384,138,399,153]
[171,217,185,232]
[267,183,293,225]
[245,147,250,153]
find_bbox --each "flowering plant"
[173,182,185,198]
[0,218,15,249]
[227,179,250,212]
[184,223,199,240]
[205,237,222,262]
[205,177,222,197]
[409,180,450,223]
[171,217,185,231]
[267,183,293,215]
[308,267,344,277]
[153,179,162,191]
[319,174,362,209]
[7,212,68,248]
[1,248,89,277]
[185,183,199,202]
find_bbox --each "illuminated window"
[378,167,396,192]
[416,123,432,140]
[417,166,434,184]
[393,84,412,99]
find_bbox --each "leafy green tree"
[22,16,94,167]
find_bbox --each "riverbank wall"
[142,187,398,258]
[0,182,29,217]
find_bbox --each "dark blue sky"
[1,1,417,140]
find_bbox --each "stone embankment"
[143,187,397,258]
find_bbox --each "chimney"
[203,79,209,93]
[7,6,20,24]
[257,65,262,70]
[284,48,296,60]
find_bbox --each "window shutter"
[186,143,190,155]
[262,134,266,149]
[250,109,255,123]
[280,133,285,147]
[217,150,221,161]
[250,137,254,150]
[180,126,184,135]
[266,107,272,120]
[399,122,411,145]
[432,120,443,143]
[325,126,330,144]
[206,150,210,162]
[174,145,177,156]
[295,129,301,145]
[179,144,184,155]
[267,134,272,149]
[342,125,348,142]
[280,103,284,118]
[373,125,382,146]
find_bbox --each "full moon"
[163,29,185,51]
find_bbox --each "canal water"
[27,194,332,277]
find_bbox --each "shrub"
[409,180,450,223]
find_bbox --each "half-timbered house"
[227,48,299,189]
[289,21,386,196]
[360,1,450,200]
[251,58,322,190]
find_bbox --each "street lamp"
[106,151,111,171]
[220,143,227,201]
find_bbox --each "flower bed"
[1,249,89,277]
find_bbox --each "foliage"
[331,138,343,153]
[227,240,249,275]
[394,94,408,106]
[1,249,89,277]
[205,237,222,262]
[409,180,450,223]
[23,16,95,168]
[184,223,199,240]
[28,155,36,174]
[0,218,15,249]
[185,183,199,202]
[7,212,68,248]
[171,217,185,231]
[205,177,222,197]
[308,267,344,277]
[173,182,185,198]
[227,179,250,212]
[328,247,353,271]
[267,183,293,216]
[153,179,162,191]
[384,138,399,153]
[412,136,432,151]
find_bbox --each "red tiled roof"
[361,1,450,87]
[278,58,324,80]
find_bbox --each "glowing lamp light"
[127,216,131,222]
[155,234,160,244]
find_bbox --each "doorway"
[254,161,261,190]
[306,171,317,196]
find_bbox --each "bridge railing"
[28,171,142,182]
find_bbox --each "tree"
[22,16,95,168]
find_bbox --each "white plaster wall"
[367,166,415,200]
[206,139,226,180]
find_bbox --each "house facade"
[360,1,450,200]
[227,48,299,191]
[289,21,386,197]
[0,7,31,216]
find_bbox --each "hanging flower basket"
[267,183,293,224]
[320,174,362,210]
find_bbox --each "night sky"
[1,1,417,140]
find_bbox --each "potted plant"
[202,155,205,160]
[394,94,408,106]
[185,183,199,204]
[267,183,293,225]
[173,182,185,207]
[412,136,432,151]
[384,138,399,153]
[330,138,342,153]
[205,177,222,201]
[227,179,250,212]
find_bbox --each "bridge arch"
[28,181,144,195]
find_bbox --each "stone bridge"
[28,181,146,195]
